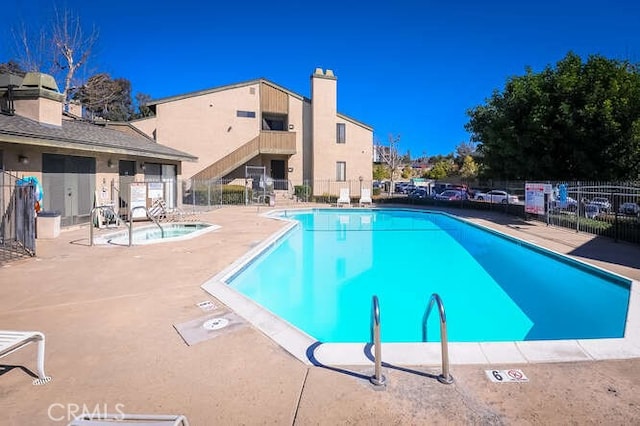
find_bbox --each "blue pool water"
[228,209,631,343]
[101,223,216,245]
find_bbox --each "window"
[336,161,346,181]
[336,123,346,144]
[262,113,287,131]
[237,110,256,118]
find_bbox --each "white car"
[474,190,518,204]
[590,197,611,213]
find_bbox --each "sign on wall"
[130,182,147,219]
[147,182,164,200]
[525,183,552,215]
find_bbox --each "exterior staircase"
[192,131,296,181]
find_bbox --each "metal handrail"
[424,293,454,384]
[129,206,164,247]
[89,205,121,247]
[370,295,386,387]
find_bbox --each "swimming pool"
[226,209,631,343]
[94,222,219,245]
[201,207,640,366]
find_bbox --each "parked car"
[589,197,611,213]
[551,196,578,212]
[584,203,601,219]
[408,188,429,199]
[394,182,409,193]
[619,202,640,216]
[474,190,518,204]
[434,190,466,201]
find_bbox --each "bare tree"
[11,7,98,109]
[51,7,98,109]
[377,133,402,196]
[13,23,49,73]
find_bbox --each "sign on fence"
[525,183,552,215]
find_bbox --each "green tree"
[466,52,640,180]
[427,160,453,180]
[75,73,133,121]
[401,165,413,179]
[372,164,389,181]
[459,155,478,179]
[133,92,154,118]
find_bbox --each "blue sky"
[3,1,640,157]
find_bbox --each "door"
[271,159,286,190]
[42,154,96,226]
[118,160,136,218]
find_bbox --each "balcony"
[258,130,296,155]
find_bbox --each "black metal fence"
[1,171,36,263]
[383,180,640,245]
[175,177,640,245]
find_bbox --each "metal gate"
[1,170,36,263]
[245,165,272,205]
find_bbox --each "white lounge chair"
[68,413,189,426]
[336,188,351,207]
[359,188,372,207]
[0,330,51,385]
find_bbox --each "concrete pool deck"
[2,205,640,424]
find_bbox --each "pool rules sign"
[485,369,529,383]
[525,182,552,215]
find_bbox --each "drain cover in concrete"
[202,317,229,330]
[173,310,246,346]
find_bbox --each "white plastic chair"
[336,188,351,207]
[0,330,51,385]
[68,413,189,426]
[359,188,372,207]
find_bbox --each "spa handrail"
[129,206,164,247]
[424,293,454,384]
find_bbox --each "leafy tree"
[75,73,133,121]
[459,155,479,179]
[133,92,154,118]
[427,159,454,180]
[401,165,413,179]
[466,51,640,180]
[372,164,389,181]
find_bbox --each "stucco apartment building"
[132,68,373,196]
[0,72,196,228]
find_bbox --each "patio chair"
[68,413,189,426]
[359,188,372,207]
[336,188,351,207]
[0,330,51,385]
[148,199,196,222]
[147,199,167,221]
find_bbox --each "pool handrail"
[370,295,386,387]
[129,206,164,246]
[424,293,454,384]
